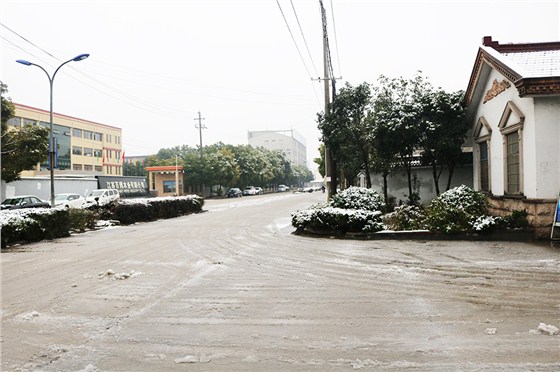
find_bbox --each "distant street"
[2,191,559,371]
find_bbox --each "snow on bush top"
[429,185,487,215]
[330,186,383,212]
[0,208,56,227]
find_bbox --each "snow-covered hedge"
[292,187,384,234]
[1,208,71,247]
[110,195,204,224]
[1,195,204,248]
[330,186,383,211]
[424,185,490,234]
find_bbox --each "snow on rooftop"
[482,45,560,79]
[502,50,560,78]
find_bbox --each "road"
[2,191,559,371]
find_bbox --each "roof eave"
[515,77,560,97]
[463,48,522,107]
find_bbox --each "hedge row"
[1,196,204,248]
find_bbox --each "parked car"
[254,187,263,195]
[1,195,50,210]
[277,185,289,192]
[242,186,257,196]
[54,193,86,208]
[85,189,120,206]
[226,187,243,198]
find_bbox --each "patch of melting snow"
[537,323,559,336]
[174,355,211,364]
[76,364,98,372]
[20,310,40,320]
[98,269,143,280]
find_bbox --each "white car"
[85,189,120,206]
[277,185,289,192]
[242,186,257,196]
[55,193,86,208]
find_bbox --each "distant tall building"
[248,130,307,168]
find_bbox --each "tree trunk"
[363,160,372,189]
[405,162,413,204]
[431,163,440,196]
[382,169,389,208]
[446,163,456,191]
[329,151,337,197]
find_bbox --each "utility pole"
[316,0,340,200]
[194,111,206,195]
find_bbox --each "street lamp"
[16,53,89,207]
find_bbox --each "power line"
[289,0,320,79]
[329,0,342,78]
[275,0,313,79]
[275,0,322,108]
[1,22,60,62]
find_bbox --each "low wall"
[487,196,556,240]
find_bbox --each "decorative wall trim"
[483,79,511,103]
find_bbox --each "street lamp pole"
[16,54,89,207]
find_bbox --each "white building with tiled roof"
[464,36,560,238]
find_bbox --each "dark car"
[1,195,51,210]
[226,188,243,198]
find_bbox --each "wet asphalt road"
[2,191,559,371]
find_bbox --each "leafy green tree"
[123,160,147,176]
[1,82,49,183]
[203,144,239,194]
[318,82,374,193]
[314,143,325,178]
[419,89,468,195]
[372,74,430,204]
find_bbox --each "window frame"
[498,101,524,196]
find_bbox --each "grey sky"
[1,0,559,171]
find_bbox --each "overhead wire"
[329,0,342,78]
[4,21,316,116]
[289,0,320,79]
[276,0,322,108]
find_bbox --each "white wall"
[369,165,473,206]
[471,68,539,197]
[1,177,98,201]
[534,96,560,198]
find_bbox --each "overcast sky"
[1,0,559,172]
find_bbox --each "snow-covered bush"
[291,207,383,233]
[1,208,70,247]
[424,185,489,233]
[330,186,383,212]
[292,187,384,234]
[382,204,426,231]
[470,215,504,233]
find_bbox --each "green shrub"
[67,208,99,232]
[504,209,529,229]
[382,205,426,231]
[425,185,488,233]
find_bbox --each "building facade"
[145,165,184,197]
[247,130,307,168]
[8,103,123,177]
[464,36,560,238]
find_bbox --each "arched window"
[498,102,525,195]
[474,116,492,193]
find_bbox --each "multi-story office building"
[8,103,123,176]
[247,129,307,168]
